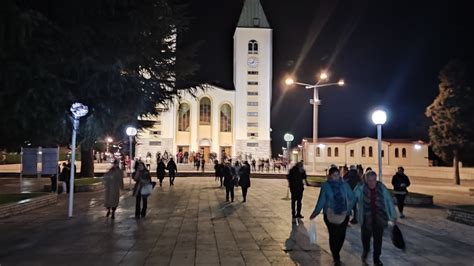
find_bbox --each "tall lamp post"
[284,133,294,165]
[68,102,88,218]
[126,127,137,187]
[285,73,344,173]
[371,110,387,182]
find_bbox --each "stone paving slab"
[0,177,473,265]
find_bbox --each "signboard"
[21,148,38,175]
[42,148,59,175]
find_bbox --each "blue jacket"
[313,181,355,216]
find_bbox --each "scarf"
[328,179,346,215]
[363,182,388,229]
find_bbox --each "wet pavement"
[0,177,473,265]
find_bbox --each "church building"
[135,0,273,162]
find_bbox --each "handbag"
[391,224,406,250]
[326,208,347,224]
[309,219,317,244]
[140,183,153,196]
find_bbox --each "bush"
[75,177,101,186]
[0,193,45,205]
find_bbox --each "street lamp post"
[285,74,344,174]
[68,102,88,218]
[126,127,137,187]
[371,110,387,182]
[284,133,294,165]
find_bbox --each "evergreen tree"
[426,59,474,185]
[0,0,200,176]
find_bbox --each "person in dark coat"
[238,161,251,202]
[167,158,178,185]
[344,165,362,224]
[133,162,152,219]
[287,161,309,219]
[223,162,235,202]
[156,159,166,187]
[201,158,205,172]
[391,166,411,218]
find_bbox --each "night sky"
[180,0,474,155]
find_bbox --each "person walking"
[103,160,124,219]
[238,161,251,202]
[354,170,397,266]
[310,167,355,265]
[156,159,166,187]
[201,158,206,172]
[391,166,411,218]
[223,162,235,202]
[167,158,177,186]
[287,161,309,219]
[344,165,362,224]
[133,162,152,219]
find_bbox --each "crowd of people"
[64,152,411,265]
[285,162,411,266]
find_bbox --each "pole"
[312,88,319,174]
[129,136,133,187]
[377,124,383,182]
[68,118,79,218]
[286,141,291,165]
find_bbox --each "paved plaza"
[0,177,473,265]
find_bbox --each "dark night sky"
[179,0,474,154]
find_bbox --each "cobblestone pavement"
[0,177,473,266]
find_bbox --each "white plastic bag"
[309,219,317,244]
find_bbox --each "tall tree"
[426,59,474,185]
[0,0,200,176]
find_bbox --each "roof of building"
[237,0,270,28]
[302,137,427,145]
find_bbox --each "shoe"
[374,261,383,266]
[400,213,405,218]
[333,259,341,266]
[135,215,140,219]
[350,218,358,224]
[295,214,304,219]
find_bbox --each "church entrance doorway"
[199,146,210,162]
[220,146,231,161]
[177,146,189,163]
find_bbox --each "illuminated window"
[199,97,211,125]
[177,103,190,131]
[220,104,231,132]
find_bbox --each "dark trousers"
[290,190,303,217]
[225,186,234,201]
[352,204,358,220]
[135,194,148,217]
[169,173,175,185]
[242,187,248,201]
[219,176,224,187]
[395,194,406,214]
[324,215,350,261]
[50,175,57,193]
[361,222,384,263]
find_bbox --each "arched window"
[369,146,373,157]
[248,40,258,54]
[316,147,321,157]
[177,103,190,131]
[395,148,399,158]
[327,147,332,157]
[220,104,232,132]
[335,147,339,157]
[361,146,366,157]
[402,148,407,158]
[199,97,211,125]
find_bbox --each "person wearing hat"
[310,166,355,266]
[391,166,411,218]
[287,161,309,219]
[353,170,397,266]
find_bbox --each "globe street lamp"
[126,127,137,187]
[284,133,294,165]
[285,73,344,173]
[371,109,387,182]
[68,102,88,218]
